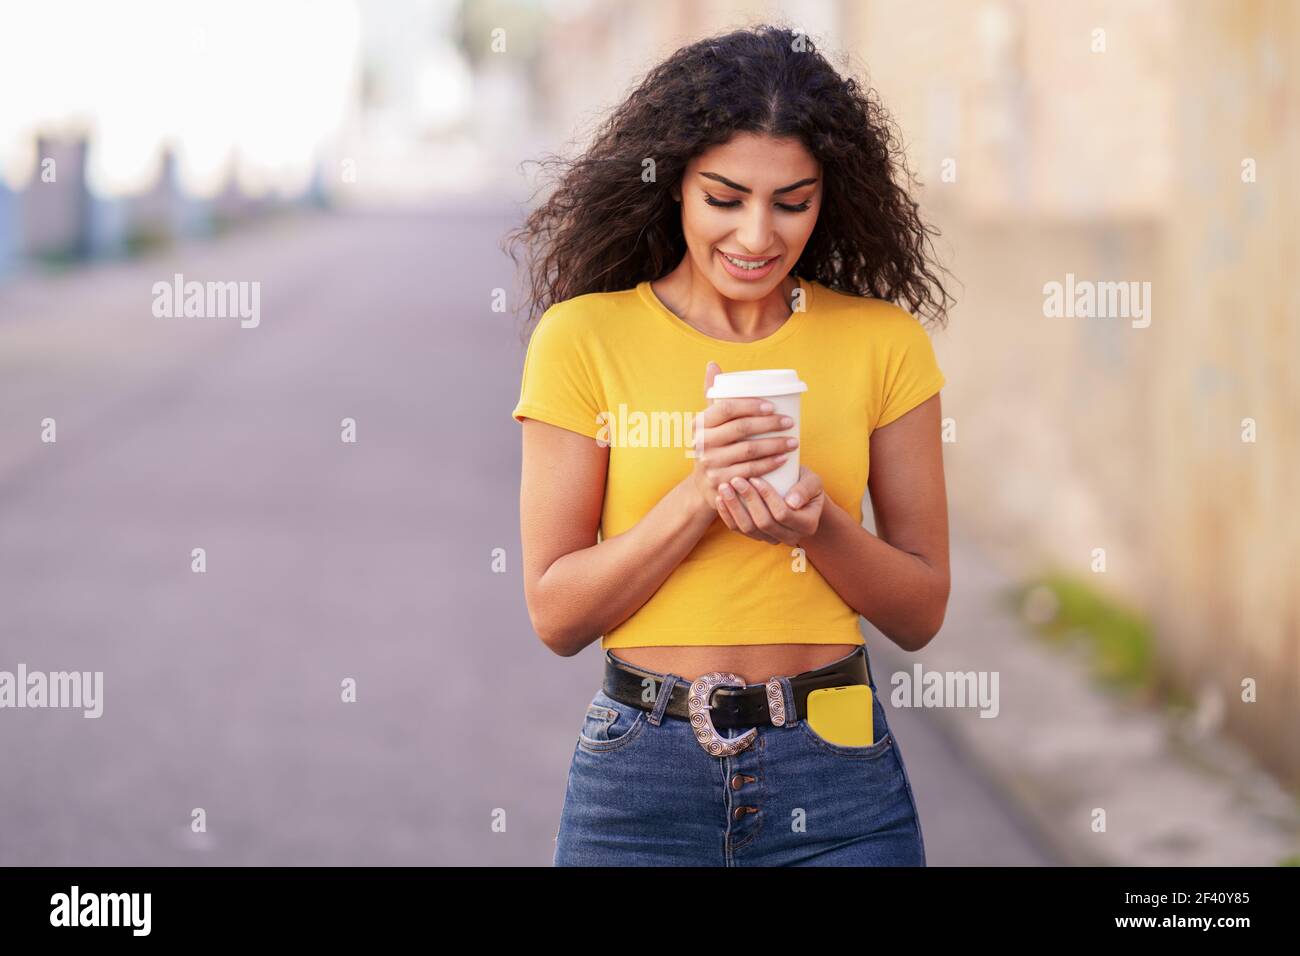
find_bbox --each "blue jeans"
[554,645,927,866]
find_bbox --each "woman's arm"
[520,388,797,656]
[799,393,950,651]
[519,419,713,656]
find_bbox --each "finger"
[709,435,795,468]
[714,492,738,531]
[696,397,776,429]
[707,452,789,492]
[731,452,793,481]
[728,477,783,543]
[719,480,773,541]
[747,478,802,544]
[748,476,794,527]
[703,360,721,394]
[783,470,823,508]
[717,481,750,530]
[711,413,796,448]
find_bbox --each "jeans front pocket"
[797,686,893,758]
[576,689,647,753]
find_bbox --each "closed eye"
[703,193,812,212]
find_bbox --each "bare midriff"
[608,643,863,685]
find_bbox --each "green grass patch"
[123,224,172,257]
[32,246,84,272]
[1007,570,1157,694]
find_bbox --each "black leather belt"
[603,644,872,730]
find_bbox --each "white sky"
[0,0,362,198]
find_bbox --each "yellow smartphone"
[806,685,874,746]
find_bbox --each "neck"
[652,260,798,342]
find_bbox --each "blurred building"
[21,137,91,261]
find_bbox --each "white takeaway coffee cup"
[705,369,809,499]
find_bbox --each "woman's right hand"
[687,361,799,518]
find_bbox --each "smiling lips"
[719,251,779,273]
[720,251,777,262]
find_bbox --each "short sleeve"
[510,305,604,440]
[875,313,945,429]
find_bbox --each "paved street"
[0,207,1052,865]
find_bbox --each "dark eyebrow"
[699,171,818,195]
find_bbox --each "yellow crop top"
[511,275,945,649]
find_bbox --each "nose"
[733,204,777,256]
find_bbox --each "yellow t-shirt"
[511,275,945,649]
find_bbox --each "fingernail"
[731,477,745,489]
[786,493,801,507]
[760,401,774,413]
[780,416,793,427]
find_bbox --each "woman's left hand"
[715,465,826,546]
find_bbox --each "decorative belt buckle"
[688,673,757,757]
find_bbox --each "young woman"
[506,24,952,866]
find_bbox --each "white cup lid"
[706,368,808,399]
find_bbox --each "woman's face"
[672,133,822,297]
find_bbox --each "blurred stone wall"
[1151,0,1299,786]
[851,0,1298,787]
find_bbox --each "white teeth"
[722,254,773,270]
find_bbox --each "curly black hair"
[503,22,953,342]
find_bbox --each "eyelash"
[703,193,812,212]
